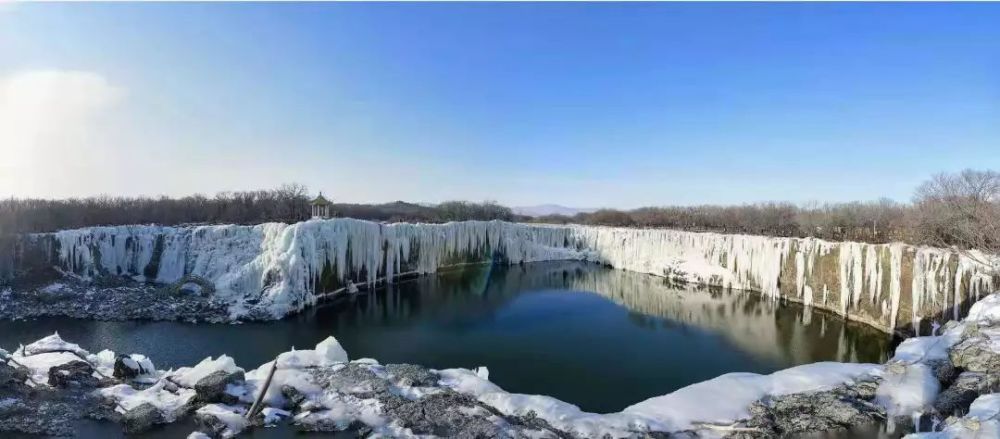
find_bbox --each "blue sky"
[1,3,998,208]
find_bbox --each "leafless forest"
[2,170,998,252]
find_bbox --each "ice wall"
[568,227,997,334]
[39,220,589,318]
[11,219,998,331]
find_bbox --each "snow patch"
[168,355,241,388]
[196,403,248,438]
[100,381,196,421]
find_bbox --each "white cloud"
[0,70,123,197]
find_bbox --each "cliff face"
[3,219,996,332]
[567,227,996,335]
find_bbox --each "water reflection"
[0,261,892,414]
[314,261,892,368]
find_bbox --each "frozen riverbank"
[2,219,997,333]
[0,279,229,322]
[1,292,997,438]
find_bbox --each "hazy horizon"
[3,3,999,208]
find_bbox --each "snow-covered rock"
[2,292,999,439]
[195,403,248,438]
[167,355,242,389]
[905,394,1000,439]
[112,353,156,382]
[100,380,196,421]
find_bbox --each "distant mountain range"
[512,204,598,217]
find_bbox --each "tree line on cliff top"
[1,170,998,252]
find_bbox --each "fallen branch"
[245,358,279,420]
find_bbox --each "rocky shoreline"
[0,279,231,323]
[0,292,996,438]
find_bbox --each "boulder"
[378,390,508,437]
[195,404,248,438]
[385,363,438,387]
[47,360,98,388]
[195,370,245,404]
[949,326,1000,373]
[925,359,959,386]
[933,371,1000,418]
[122,402,164,434]
[0,361,30,390]
[734,381,885,437]
[281,384,308,409]
[113,354,149,380]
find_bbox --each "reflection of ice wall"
[22,219,998,330]
[549,265,889,366]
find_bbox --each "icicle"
[37,219,998,324]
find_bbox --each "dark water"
[0,261,892,416]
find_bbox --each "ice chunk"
[876,363,940,418]
[260,407,291,425]
[20,333,89,357]
[168,355,241,388]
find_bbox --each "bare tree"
[5,170,1000,259]
[911,169,1000,258]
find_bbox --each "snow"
[12,352,79,384]
[10,333,92,384]
[624,362,883,432]
[260,407,291,425]
[890,330,965,364]
[195,404,248,438]
[876,363,940,418]
[438,362,882,437]
[19,332,88,357]
[239,337,348,407]
[39,282,67,294]
[88,349,118,376]
[966,293,1000,325]
[100,381,196,421]
[244,366,319,408]
[967,394,1000,422]
[873,314,972,422]
[904,394,1000,439]
[875,293,1000,428]
[292,393,395,435]
[274,336,348,368]
[168,355,242,388]
[4,333,162,386]
[41,219,996,327]
[123,354,158,381]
